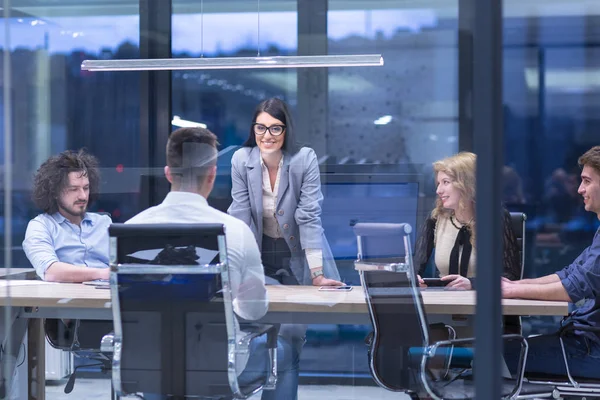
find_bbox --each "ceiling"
[3,0,600,18]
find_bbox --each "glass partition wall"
[1,0,596,398]
[171,0,459,383]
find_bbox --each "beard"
[57,198,88,218]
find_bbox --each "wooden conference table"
[0,281,569,322]
[0,278,569,399]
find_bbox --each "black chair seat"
[431,378,555,399]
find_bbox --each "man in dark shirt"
[503,146,600,379]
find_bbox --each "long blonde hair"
[431,152,476,244]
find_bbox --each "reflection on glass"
[0,6,141,273]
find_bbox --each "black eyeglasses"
[253,123,286,136]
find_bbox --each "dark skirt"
[261,235,299,285]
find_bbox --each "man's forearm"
[504,281,572,302]
[44,262,109,283]
[517,273,561,285]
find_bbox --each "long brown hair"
[431,152,476,244]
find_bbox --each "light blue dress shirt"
[22,212,112,280]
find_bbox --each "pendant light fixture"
[81,0,383,72]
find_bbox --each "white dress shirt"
[260,155,323,272]
[126,191,268,373]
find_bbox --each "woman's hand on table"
[442,275,472,290]
[417,275,426,288]
[312,275,344,287]
[501,279,517,298]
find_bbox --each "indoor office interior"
[0,0,599,399]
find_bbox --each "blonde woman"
[414,152,521,289]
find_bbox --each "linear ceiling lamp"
[80,54,384,72]
[171,115,207,129]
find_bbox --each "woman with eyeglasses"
[229,98,342,287]
[228,97,342,399]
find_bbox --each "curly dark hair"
[32,149,101,214]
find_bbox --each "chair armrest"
[236,324,280,391]
[238,324,280,353]
[428,333,524,352]
[100,332,114,353]
[265,324,280,349]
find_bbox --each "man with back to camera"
[503,146,600,379]
[125,127,300,400]
[22,150,111,282]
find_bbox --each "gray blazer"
[228,146,341,285]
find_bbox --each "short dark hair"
[578,146,600,176]
[166,127,219,187]
[242,98,300,154]
[32,149,100,214]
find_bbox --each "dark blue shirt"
[556,227,600,343]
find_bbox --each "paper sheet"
[282,293,348,307]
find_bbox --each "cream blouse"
[434,216,477,278]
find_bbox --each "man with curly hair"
[22,150,111,282]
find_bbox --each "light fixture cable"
[200,0,204,57]
[257,0,261,56]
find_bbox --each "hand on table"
[501,279,517,298]
[312,275,344,287]
[97,268,110,280]
[442,275,472,290]
[417,275,426,288]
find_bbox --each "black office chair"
[509,212,527,280]
[507,212,527,336]
[507,214,600,397]
[353,222,554,399]
[104,223,278,399]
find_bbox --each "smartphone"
[318,285,353,292]
[422,278,449,288]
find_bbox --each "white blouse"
[260,155,323,271]
[434,216,477,278]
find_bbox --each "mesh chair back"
[353,223,428,396]
[109,223,254,399]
